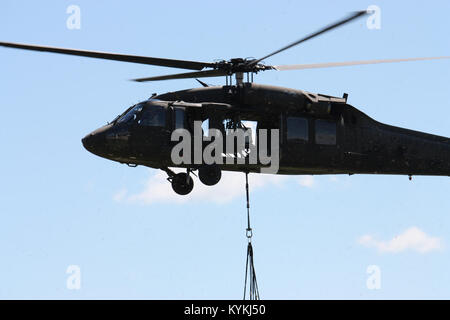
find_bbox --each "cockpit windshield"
[117,103,144,124]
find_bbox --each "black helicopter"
[1,11,449,195]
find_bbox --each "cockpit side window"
[138,105,166,127]
[117,104,144,124]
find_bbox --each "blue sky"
[0,0,449,299]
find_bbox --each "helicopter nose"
[82,133,103,154]
[82,125,109,154]
[82,134,93,151]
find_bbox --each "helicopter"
[1,10,449,195]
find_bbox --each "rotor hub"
[213,58,274,75]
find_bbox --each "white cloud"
[298,175,315,188]
[114,170,316,205]
[358,227,443,254]
[329,176,338,182]
[113,188,127,202]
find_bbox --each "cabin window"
[138,106,166,127]
[287,117,308,142]
[315,119,336,145]
[174,108,186,129]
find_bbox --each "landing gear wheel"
[198,164,222,186]
[171,172,194,195]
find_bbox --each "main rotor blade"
[273,56,450,71]
[250,10,368,66]
[131,69,227,82]
[0,41,214,70]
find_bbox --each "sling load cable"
[243,172,260,300]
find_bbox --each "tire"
[171,173,194,195]
[198,164,222,186]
